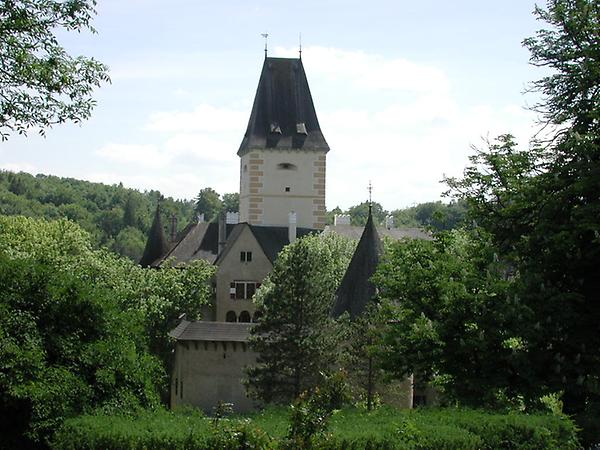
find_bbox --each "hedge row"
[52,406,580,450]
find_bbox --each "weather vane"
[368,180,373,205]
[261,33,269,57]
[299,32,302,59]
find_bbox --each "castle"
[141,54,428,413]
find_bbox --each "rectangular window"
[235,282,245,300]
[240,251,253,262]
[246,251,252,262]
[231,281,260,300]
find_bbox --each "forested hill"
[0,170,194,262]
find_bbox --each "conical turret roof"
[238,57,329,156]
[140,205,170,267]
[332,207,383,319]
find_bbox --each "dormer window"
[270,122,282,134]
[296,122,307,135]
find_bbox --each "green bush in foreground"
[52,406,580,450]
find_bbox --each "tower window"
[240,251,252,262]
[277,163,297,170]
[226,311,237,322]
[285,186,290,192]
[239,311,251,323]
[296,122,308,135]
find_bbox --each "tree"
[373,230,527,407]
[247,233,355,403]
[194,187,222,222]
[221,192,239,213]
[0,216,215,445]
[0,0,110,140]
[347,201,387,226]
[444,0,600,434]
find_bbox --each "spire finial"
[261,33,269,58]
[367,180,373,214]
[299,32,302,59]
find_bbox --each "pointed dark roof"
[238,57,329,156]
[153,222,236,267]
[331,209,383,319]
[139,206,170,267]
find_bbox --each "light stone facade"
[239,150,327,229]
[214,225,272,322]
[171,340,257,413]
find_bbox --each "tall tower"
[238,57,329,229]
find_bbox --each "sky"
[2,0,548,211]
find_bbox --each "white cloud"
[145,104,247,134]
[96,143,170,168]
[274,46,450,94]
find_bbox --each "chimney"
[170,214,178,242]
[288,211,297,244]
[218,212,227,254]
[334,214,351,226]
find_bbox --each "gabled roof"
[154,221,235,267]
[214,223,317,265]
[169,320,252,342]
[238,57,329,156]
[331,209,383,319]
[140,206,170,267]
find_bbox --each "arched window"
[225,311,237,322]
[252,311,263,323]
[239,311,251,323]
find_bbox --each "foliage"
[222,192,240,213]
[52,406,580,450]
[326,200,466,231]
[0,0,110,140]
[0,170,195,260]
[285,371,350,449]
[247,233,355,403]
[194,187,222,221]
[373,229,536,407]
[0,216,214,446]
[337,304,388,411]
[441,1,600,443]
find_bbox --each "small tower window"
[241,251,252,262]
[277,163,297,170]
[285,186,290,192]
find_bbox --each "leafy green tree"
[373,230,526,407]
[247,233,355,403]
[0,216,215,445]
[0,0,110,140]
[337,304,387,410]
[446,0,600,424]
[347,201,387,226]
[194,187,222,221]
[221,192,239,212]
[113,226,146,261]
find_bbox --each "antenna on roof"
[299,32,302,59]
[261,33,269,58]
